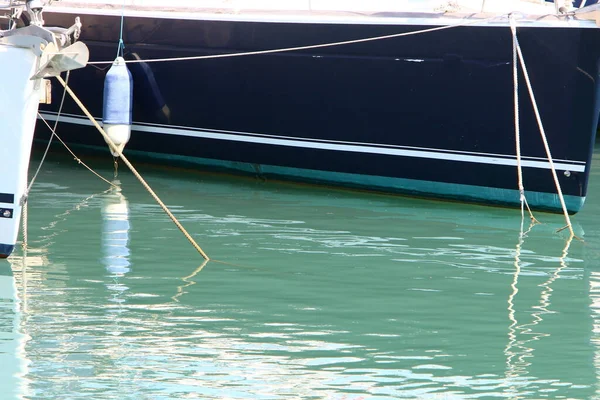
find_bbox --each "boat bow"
[0,0,88,258]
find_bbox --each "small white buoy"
[103,56,133,157]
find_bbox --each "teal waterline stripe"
[119,148,584,213]
[42,142,584,213]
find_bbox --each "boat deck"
[45,0,560,18]
[39,0,598,29]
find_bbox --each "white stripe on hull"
[39,112,587,173]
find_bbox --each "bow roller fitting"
[103,57,133,157]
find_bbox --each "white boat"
[0,0,89,258]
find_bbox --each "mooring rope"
[510,16,538,225]
[510,15,574,237]
[87,15,505,66]
[21,200,28,252]
[55,75,210,260]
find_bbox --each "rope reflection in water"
[590,270,600,398]
[505,220,575,393]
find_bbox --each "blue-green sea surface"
[3,146,600,399]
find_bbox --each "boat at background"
[0,0,88,258]
[37,0,600,215]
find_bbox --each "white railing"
[46,0,564,15]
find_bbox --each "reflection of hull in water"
[0,265,29,399]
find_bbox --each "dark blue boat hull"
[39,11,600,213]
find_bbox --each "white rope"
[511,17,574,237]
[511,16,524,221]
[510,15,537,224]
[87,16,503,65]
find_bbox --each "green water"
[2,147,600,399]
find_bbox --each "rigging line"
[87,14,507,65]
[37,113,118,188]
[116,0,125,58]
[26,70,70,198]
